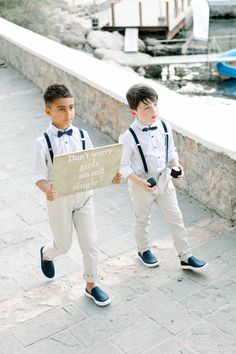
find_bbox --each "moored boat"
[216,48,236,79]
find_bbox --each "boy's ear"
[129,109,137,117]
[44,107,51,117]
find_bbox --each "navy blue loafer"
[181,256,207,271]
[138,250,159,268]
[40,246,55,278]
[85,286,111,306]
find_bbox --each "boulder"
[59,32,86,49]
[136,67,146,76]
[57,20,87,49]
[146,43,182,56]
[87,30,124,50]
[83,42,95,55]
[65,21,89,36]
[144,65,162,79]
[144,37,160,46]
[138,38,146,52]
[56,0,70,11]
[0,59,7,68]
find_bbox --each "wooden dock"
[102,0,193,40]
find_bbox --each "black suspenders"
[43,132,54,163]
[161,120,169,163]
[129,127,148,173]
[44,128,86,164]
[79,129,86,151]
[129,120,169,173]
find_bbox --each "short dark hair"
[43,84,73,107]
[126,83,158,110]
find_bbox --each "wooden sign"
[52,144,122,196]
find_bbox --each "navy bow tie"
[142,126,157,132]
[57,129,73,137]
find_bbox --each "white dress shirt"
[119,118,179,178]
[34,123,93,183]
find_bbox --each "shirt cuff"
[34,174,48,184]
[168,151,179,163]
[120,165,134,179]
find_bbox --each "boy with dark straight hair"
[119,83,207,270]
[35,83,120,306]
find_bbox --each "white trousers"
[44,191,97,282]
[129,168,191,260]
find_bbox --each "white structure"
[106,0,193,39]
[192,0,210,41]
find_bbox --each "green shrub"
[0,0,57,37]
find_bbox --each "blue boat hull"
[216,48,236,79]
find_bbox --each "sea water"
[158,19,236,105]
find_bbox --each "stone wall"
[0,19,235,223]
[174,131,236,222]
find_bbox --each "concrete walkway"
[0,64,236,354]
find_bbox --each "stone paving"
[0,64,236,354]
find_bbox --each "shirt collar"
[49,122,73,135]
[134,119,157,131]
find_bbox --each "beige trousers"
[129,168,191,259]
[44,191,97,282]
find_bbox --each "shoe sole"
[85,291,111,307]
[181,263,208,271]
[138,255,160,268]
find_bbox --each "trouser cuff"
[83,273,97,283]
[179,252,192,262]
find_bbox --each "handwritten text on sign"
[52,144,122,196]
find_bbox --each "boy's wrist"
[170,159,179,168]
